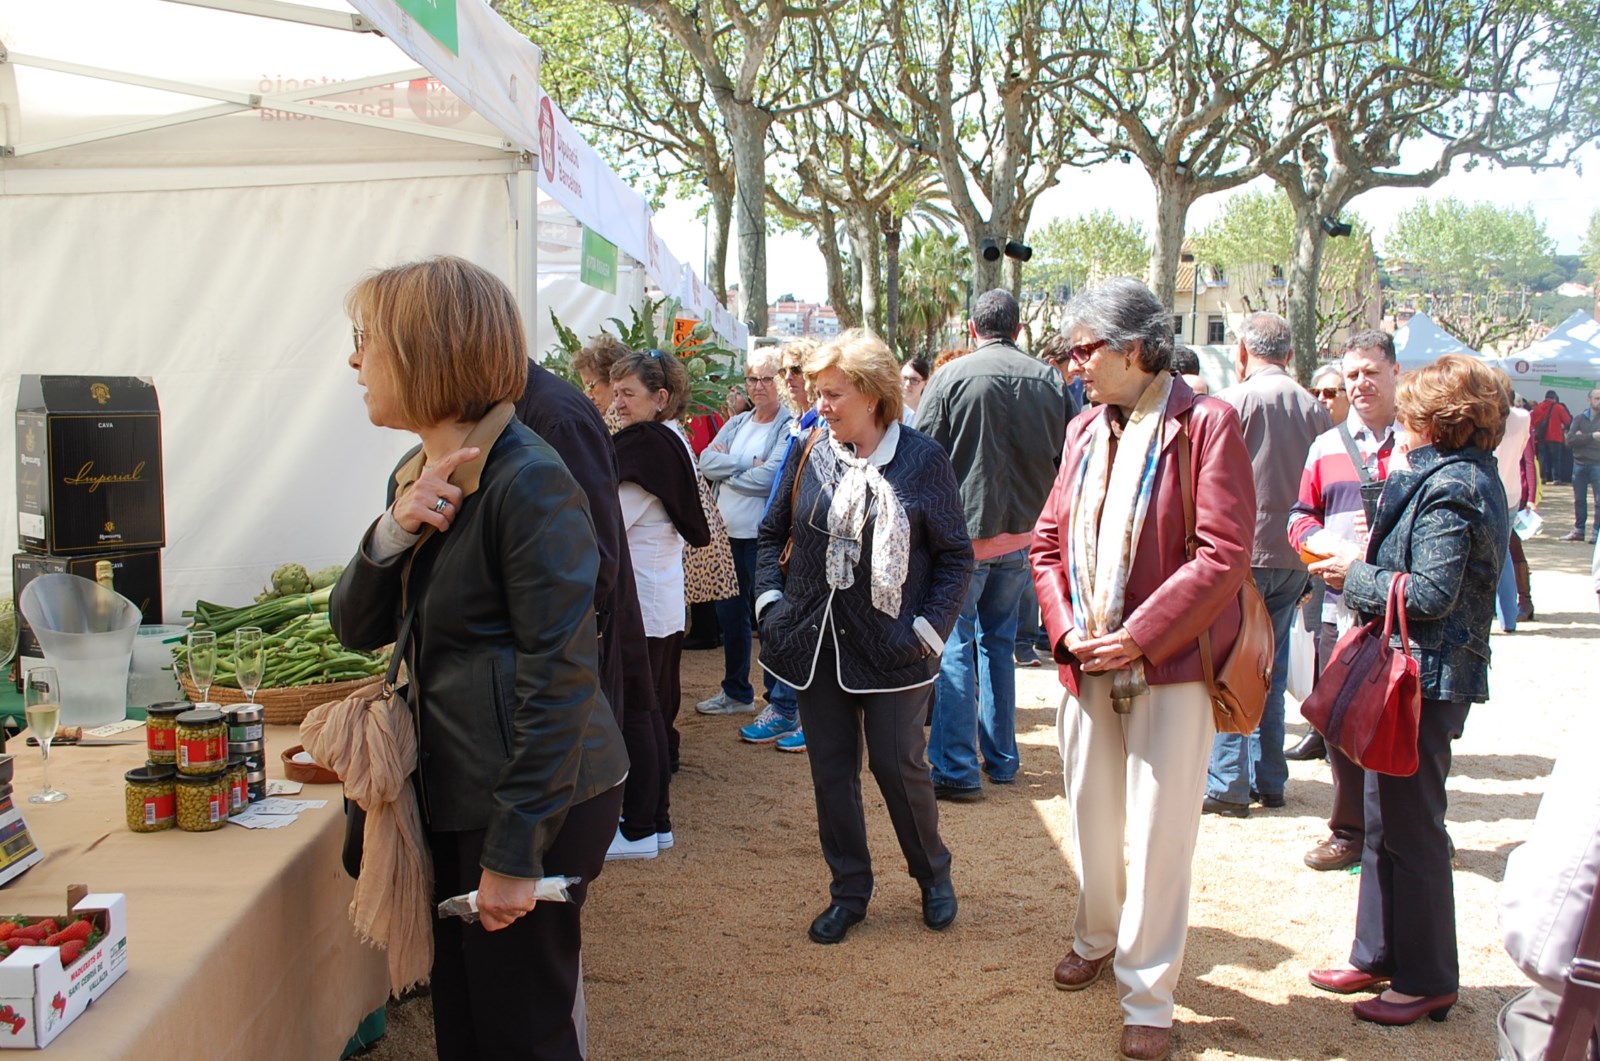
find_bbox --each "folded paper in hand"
[436,877,584,923]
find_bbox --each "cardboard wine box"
[15,376,165,555]
[11,552,163,690]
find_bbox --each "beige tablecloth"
[1,725,388,1059]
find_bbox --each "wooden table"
[0,725,388,1058]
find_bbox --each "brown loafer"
[1053,949,1111,991]
[1304,835,1361,872]
[1118,1024,1171,1061]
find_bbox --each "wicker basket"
[178,674,377,727]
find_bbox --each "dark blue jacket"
[755,424,973,693]
[1343,444,1509,704]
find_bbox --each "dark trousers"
[712,537,758,703]
[1349,698,1470,996]
[1538,439,1564,483]
[648,632,686,770]
[618,694,671,841]
[798,641,952,914]
[429,782,624,1061]
[1319,621,1367,843]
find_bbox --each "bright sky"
[650,146,1600,309]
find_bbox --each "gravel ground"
[363,484,1598,1060]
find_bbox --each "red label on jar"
[208,793,225,823]
[148,728,176,753]
[179,737,224,767]
[144,793,176,825]
[230,778,246,813]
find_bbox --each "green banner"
[396,0,459,55]
[580,229,618,294]
[1540,375,1596,389]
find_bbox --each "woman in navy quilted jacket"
[754,329,973,946]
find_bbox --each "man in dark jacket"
[1531,391,1572,485]
[515,361,670,854]
[915,289,1072,799]
[1563,387,1600,543]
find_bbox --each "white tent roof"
[1393,312,1477,371]
[1497,310,1600,402]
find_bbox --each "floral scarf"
[815,424,910,616]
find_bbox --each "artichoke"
[254,587,280,604]
[271,562,314,596]
[309,565,345,590]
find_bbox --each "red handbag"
[1301,573,1422,776]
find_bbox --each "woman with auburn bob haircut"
[333,256,628,1059]
[1307,354,1510,1028]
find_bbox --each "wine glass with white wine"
[24,666,66,804]
[188,630,217,704]
[235,627,264,703]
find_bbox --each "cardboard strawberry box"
[0,887,127,1048]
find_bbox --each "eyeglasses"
[1313,387,1342,400]
[352,324,366,355]
[1055,338,1110,367]
[746,374,777,386]
[780,365,805,378]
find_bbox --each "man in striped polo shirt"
[1287,329,1400,872]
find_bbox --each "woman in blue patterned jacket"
[754,328,974,946]
[1306,353,1511,1028]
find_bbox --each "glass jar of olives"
[145,701,191,766]
[176,708,227,776]
[125,765,177,833]
[175,773,229,831]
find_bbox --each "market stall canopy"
[1496,311,1600,405]
[1393,312,1478,371]
[0,0,553,614]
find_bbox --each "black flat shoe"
[921,880,958,930]
[807,904,865,944]
[1285,732,1326,761]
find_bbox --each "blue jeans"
[1206,566,1307,804]
[928,549,1030,789]
[1014,576,1044,654]
[713,538,758,703]
[1494,539,1517,632]
[1573,461,1600,533]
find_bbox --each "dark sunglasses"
[1313,387,1342,399]
[1051,338,1110,367]
[779,365,804,378]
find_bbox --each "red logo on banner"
[1515,360,1530,374]
[538,96,556,182]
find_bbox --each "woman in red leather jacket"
[1031,277,1255,1061]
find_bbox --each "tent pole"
[161,0,376,33]
[515,160,538,356]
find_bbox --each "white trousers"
[1058,673,1215,1027]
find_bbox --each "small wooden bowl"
[281,744,341,786]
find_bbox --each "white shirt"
[619,420,694,638]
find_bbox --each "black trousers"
[428,783,623,1061]
[798,641,951,915]
[1349,698,1470,996]
[1318,621,1367,843]
[618,666,671,841]
[648,632,686,771]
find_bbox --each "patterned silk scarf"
[818,426,910,617]
[1066,371,1174,685]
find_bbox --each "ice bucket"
[18,574,140,727]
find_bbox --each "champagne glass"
[188,630,217,703]
[24,666,66,804]
[235,627,265,703]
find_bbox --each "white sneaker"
[605,828,659,862]
[656,830,675,850]
[695,690,756,715]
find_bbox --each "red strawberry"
[0,923,16,941]
[37,920,58,936]
[58,941,84,966]
[10,925,47,944]
[43,920,92,947]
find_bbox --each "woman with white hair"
[1309,363,1350,426]
[696,347,795,718]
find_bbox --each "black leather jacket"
[1344,444,1509,704]
[330,413,628,879]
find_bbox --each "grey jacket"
[1343,444,1509,704]
[1567,409,1600,464]
[1219,365,1332,568]
[914,338,1072,539]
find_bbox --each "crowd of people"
[328,255,1595,1061]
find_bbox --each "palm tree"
[898,231,969,359]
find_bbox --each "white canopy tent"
[1497,310,1600,406]
[1,0,573,614]
[1393,311,1478,371]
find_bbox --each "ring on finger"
[433,497,449,514]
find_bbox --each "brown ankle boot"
[1514,560,1534,621]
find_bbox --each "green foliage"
[1583,211,1600,286]
[897,231,970,359]
[542,296,741,419]
[1386,198,1555,295]
[1023,211,1150,296]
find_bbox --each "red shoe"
[1308,968,1390,994]
[1353,991,1457,1025]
